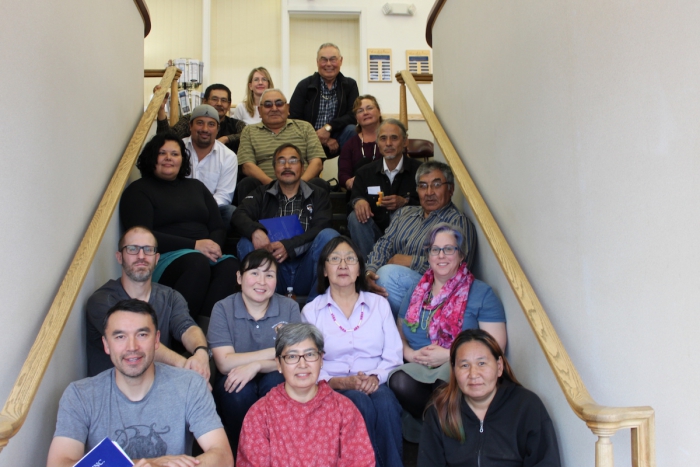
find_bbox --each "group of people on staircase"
[46,42,561,467]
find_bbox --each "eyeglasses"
[355,105,376,115]
[326,255,359,265]
[207,96,230,104]
[318,56,339,65]
[262,99,286,109]
[275,157,300,166]
[279,351,321,364]
[427,245,459,256]
[121,245,158,256]
[417,180,452,190]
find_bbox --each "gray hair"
[259,88,287,105]
[275,323,325,357]
[415,161,454,186]
[422,222,468,258]
[378,118,407,140]
[317,43,342,57]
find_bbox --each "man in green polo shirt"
[236,89,328,203]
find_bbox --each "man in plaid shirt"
[232,143,339,301]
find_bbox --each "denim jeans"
[336,124,358,150]
[347,211,383,260]
[213,371,284,453]
[237,227,339,300]
[218,203,236,227]
[375,264,423,320]
[337,384,404,467]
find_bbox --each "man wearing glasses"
[237,88,328,203]
[156,83,247,152]
[289,43,359,156]
[232,143,339,301]
[365,161,477,318]
[85,226,211,383]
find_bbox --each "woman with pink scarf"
[388,223,507,441]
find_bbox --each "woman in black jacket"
[418,329,561,467]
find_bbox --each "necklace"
[359,133,378,161]
[329,303,366,332]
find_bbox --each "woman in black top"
[120,132,238,322]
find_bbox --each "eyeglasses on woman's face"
[326,254,359,265]
[279,350,321,364]
[427,245,459,256]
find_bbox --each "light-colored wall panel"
[289,16,359,95]
[144,0,203,105]
[211,0,281,107]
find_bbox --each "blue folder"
[259,215,304,242]
[74,437,133,467]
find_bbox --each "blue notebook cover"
[259,215,304,242]
[74,437,133,467]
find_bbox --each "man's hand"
[153,85,169,121]
[224,362,261,393]
[413,345,450,368]
[316,127,331,144]
[270,241,288,263]
[184,349,211,384]
[354,199,374,223]
[194,239,222,262]
[379,195,408,212]
[251,229,271,251]
[345,177,355,190]
[387,254,412,267]
[365,271,388,297]
[326,138,339,154]
[133,455,200,467]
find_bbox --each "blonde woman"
[232,67,274,124]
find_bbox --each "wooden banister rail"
[397,69,655,467]
[145,68,183,126]
[0,66,180,454]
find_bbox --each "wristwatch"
[193,346,212,359]
[323,123,332,132]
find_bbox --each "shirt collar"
[382,155,404,174]
[232,293,281,320]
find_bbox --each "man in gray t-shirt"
[47,299,233,467]
[85,226,210,382]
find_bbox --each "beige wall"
[433,1,700,465]
[0,1,143,464]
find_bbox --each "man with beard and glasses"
[156,82,246,153]
[182,104,238,225]
[48,299,233,467]
[85,226,211,382]
[232,143,339,302]
[348,119,423,260]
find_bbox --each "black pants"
[388,370,447,420]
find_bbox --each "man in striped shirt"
[365,161,476,318]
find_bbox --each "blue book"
[259,215,304,242]
[74,437,133,467]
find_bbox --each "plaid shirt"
[276,190,310,231]
[314,76,338,130]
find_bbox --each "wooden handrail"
[0,66,180,454]
[397,69,655,467]
[133,0,152,37]
[426,0,447,47]
[144,68,182,126]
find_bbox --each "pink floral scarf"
[404,262,474,348]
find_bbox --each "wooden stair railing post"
[398,68,655,467]
[0,66,180,454]
[170,76,179,127]
[399,81,408,129]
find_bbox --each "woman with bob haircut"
[338,94,384,190]
[302,236,404,467]
[389,223,506,441]
[232,67,274,124]
[207,249,301,455]
[236,322,375,467]
[418,329,561,467]
[120,132,238,322]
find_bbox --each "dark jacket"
[289,72,359,139]
[231,180,333,260]
[350,155,423,231]
[418,380,561,467]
